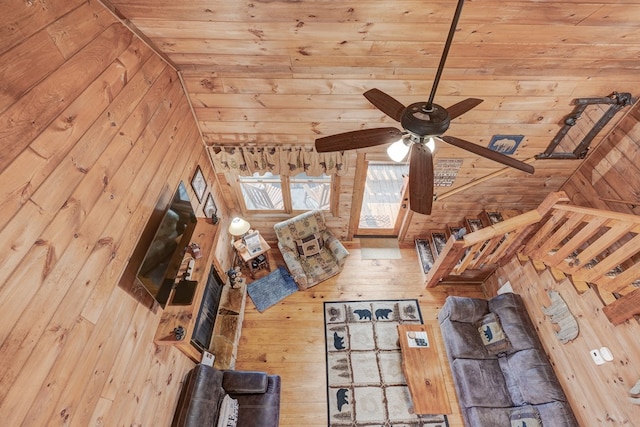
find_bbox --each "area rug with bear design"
[324,299,449,426]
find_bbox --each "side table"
[233,233,271,278]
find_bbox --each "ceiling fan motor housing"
[401,102,450,137]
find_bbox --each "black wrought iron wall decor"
[536,92,636,160]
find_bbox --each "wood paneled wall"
[106,0,640,247]
[562,101,640,215]
[0,1,230,425]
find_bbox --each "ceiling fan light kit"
[387,137,411,162]
[314,0,535,215]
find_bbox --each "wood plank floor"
[235,244,485,427]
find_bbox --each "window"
[291,173,331,210]
[238,172,332,213]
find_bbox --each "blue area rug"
[247,266,298,312]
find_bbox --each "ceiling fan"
[314,0,535,215]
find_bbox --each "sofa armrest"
[438,295,489,324]
[171,365,225,427]
[277,244,308,288]
[222,371,268,394]
[233,375,281,427]
[323,232,349,267]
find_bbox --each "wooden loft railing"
[425,191,640,325]
[424,192,570,288]
[522,202,640,324]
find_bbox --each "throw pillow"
[295,233,324,257]
[509,405,542,427]
[216,394,239,427]
[477,312,511,355]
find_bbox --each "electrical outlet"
[201,351,215,367]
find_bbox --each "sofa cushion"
[274,210,326,244]
[489,293,542,353]
[232,375,282,427]
[441,319,496,359]
[216,395,239,427]
[509,405,541,427]
[465,402,578,427]
[464,407,511,427]
[295,233,324,257]
[503,349,567,405]
[451,358,512,408]
[537,401,579,426]
[478,312,511,355]
[438,295,489,324]
[298,247,343,280]
[498,355,526,406]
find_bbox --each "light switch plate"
[590,349,605,365]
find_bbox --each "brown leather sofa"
[172,364,281,427]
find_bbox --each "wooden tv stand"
[154,220,246,369]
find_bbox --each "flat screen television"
[136,181,197,306]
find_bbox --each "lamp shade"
[425,137,436,153]
[228,217,251,236]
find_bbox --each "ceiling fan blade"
[441,135,535,174]
[447,98,483,120]
[426,0,467,108]
[408,143,434,215]
[363,89,405,122]
[315,127,403,152]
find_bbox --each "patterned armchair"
[273,210,349,290]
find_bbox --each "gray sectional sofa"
[438,293,578,427]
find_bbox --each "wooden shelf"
[154,220,220,362]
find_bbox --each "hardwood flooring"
[237,243,640,427]
[235,244,485,427]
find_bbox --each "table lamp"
[228,217,251,245]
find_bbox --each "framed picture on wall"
[191,165,207,203]
[204,193,217,219]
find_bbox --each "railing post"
[424,236,466,288]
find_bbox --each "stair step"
[465,217,485,233]
[532,259,547,271]
[572,279,591,294]
[550,267,567,281]
[415,238,435,275]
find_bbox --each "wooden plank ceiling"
[105,0,640,219]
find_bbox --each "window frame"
[233,172,337,216]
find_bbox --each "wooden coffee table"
[397,323,452,415]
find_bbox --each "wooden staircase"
[422,191,640,325]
